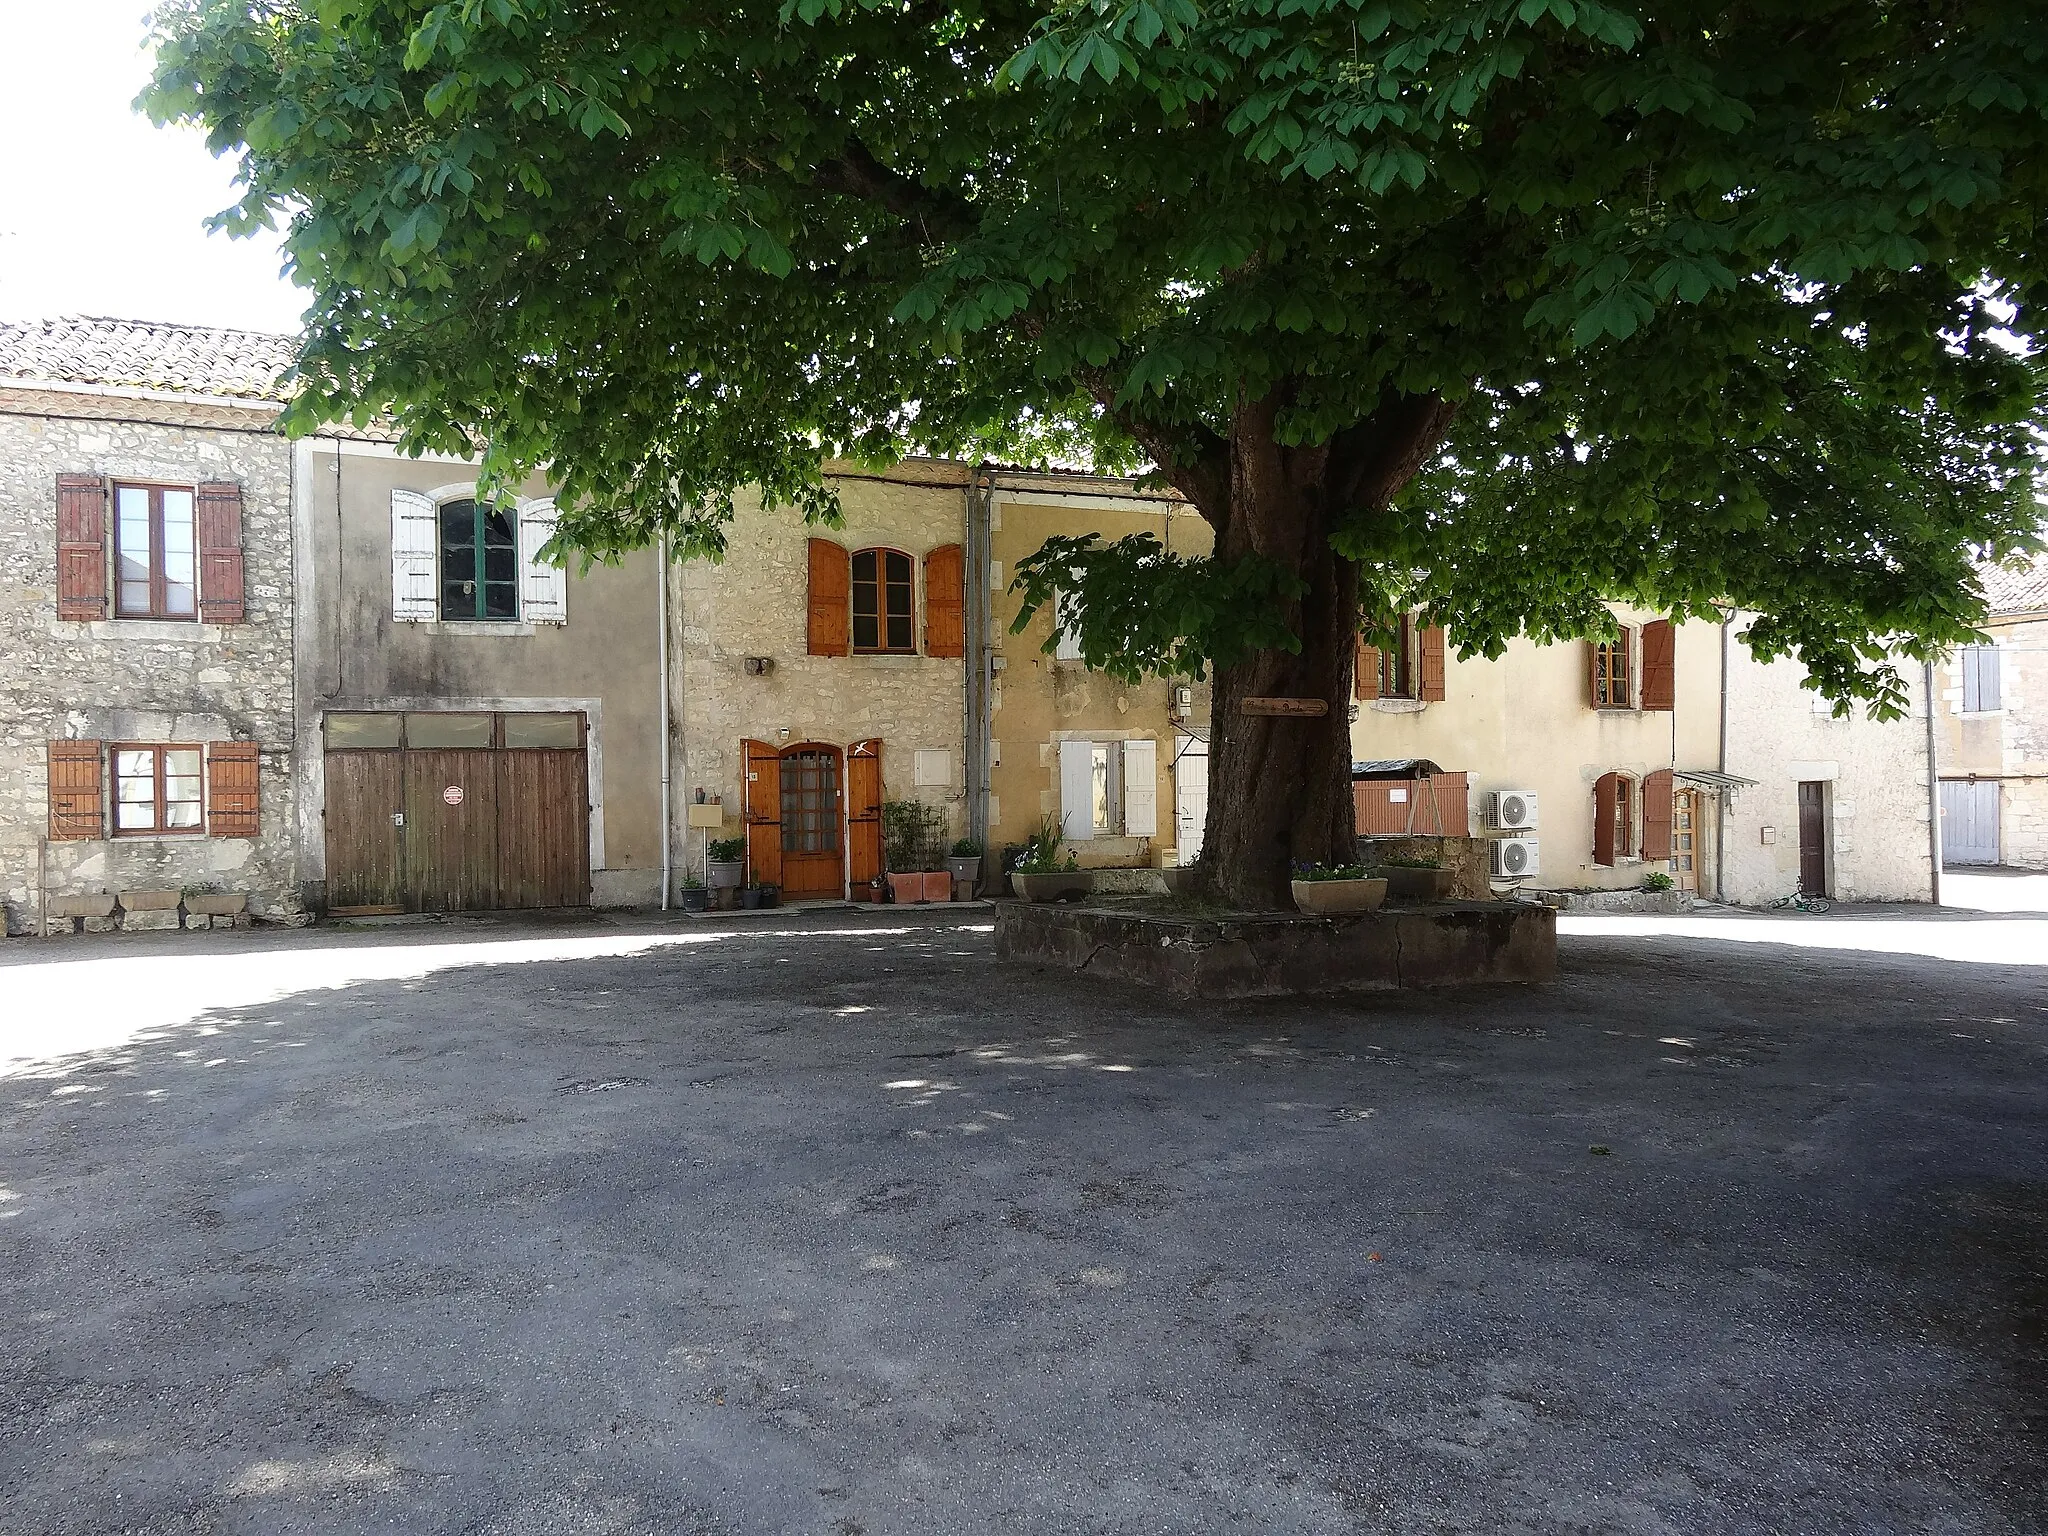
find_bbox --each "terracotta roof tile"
[0,315,298,403]
[1980,551,2048,618]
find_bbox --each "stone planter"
[947,856,983,898]
[1290,877,1388,916]
[1382,867,1454,903]
[888,871,951,904]
[1010,871,1096,903]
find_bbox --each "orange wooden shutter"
[1354,636,1381,700]
[56,474,107,621]
[196,481,246,623]
[807,538,850,656]
[1640,620,1675,711]
[206,740,261,836]
[47,740,104,840]
[1640,768,1674,860]
[923,543,964,658]
[1418,626,1446,702]
[742,739,783,887]
[847,739,884,894]
[1592,772,1619,866]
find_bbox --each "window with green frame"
[438,498,519,620]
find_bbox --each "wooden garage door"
[325,712,589,914]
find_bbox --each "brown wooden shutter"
[1587,640,1602,708]
[1640,620,1675,712]
[1418,626,1446,702]
[56,474,107,621]
[47,740,104,840]
[923,543,964,658]
[206,740,261,837]
[1592,772,1619,866]
[847,738,884,894]
[1640,768,1674,860]
[196,481,246,623]
[1354,636,1381,700]
[806,538,850,656]
[742,738,784,888]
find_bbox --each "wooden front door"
[778,744,844,898]
[847,739,883,898]
[406,750,500,913]
[325,750,404,912]
[1672,789,1700,893]
[743,738,783,890]
[1797,780,1828,897]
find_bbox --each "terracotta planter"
[1011,871,1095,903]
[887,871,952,904]
[1290,877,1388,916]
[1382,867,1454,903]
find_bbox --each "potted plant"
[1010,818,1093,903]
[706,836,744,884]
[677,872,709,912]
[1378,852,1454,903]
[883,801,952,903]
[1290,862,1388,916]
[740,882,779,910]
[948,838,984,900]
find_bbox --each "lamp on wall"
[743,656,774,676]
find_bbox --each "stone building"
[0,318,302,934]
[1719,617,1937,905]
[1935,555,2048,871]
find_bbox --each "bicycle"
[1769,891,1833,915]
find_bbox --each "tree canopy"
[149,0,2046,720]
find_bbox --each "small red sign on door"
[442,785,464,806]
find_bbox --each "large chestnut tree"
[150,0,2045,906]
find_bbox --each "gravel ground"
[0,902,2043,1535]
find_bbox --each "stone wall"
[0,397,300,933]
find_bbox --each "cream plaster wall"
[1720,621,1934,904]
[671,462,970,889]
[986,481,1213,869]
[1344,608,1720,893]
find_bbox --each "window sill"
[422,620,555,636]
[1370,698,1427,714]
[80,620,225,642]
[1958,709,2006,719]
[850,652,929,666]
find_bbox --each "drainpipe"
[963,463,994,851]
[1924,657,1943,907]
[657,532,672,911]
[1717,611,1732,901]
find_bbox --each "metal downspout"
[658,532,672,911]
[1925,657,1943,907]
[964,464,993,851]
[1717,612,1731,901]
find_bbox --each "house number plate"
[443,785,465,806]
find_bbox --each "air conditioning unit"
[1491,837,1540,879]
[1487,790,1539,830]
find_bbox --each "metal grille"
[781,751,840,854]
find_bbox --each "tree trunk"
[1194,394,1452,910]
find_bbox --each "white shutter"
[518,498,568,624]
[1122,738,1158,838]
[390,489,438,622]
[1058,739,1095,842]
[1054,592,1084,661]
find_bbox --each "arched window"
[439,497,519,620]
[851,547,915,653]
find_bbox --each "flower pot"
[947,855,983,898]
[1382,867,1454,903]
[1290,877,1388,916]
[677,886,709,912]
[740,887,764,909]
[705,860,744,890]
[1011,870,1095,903]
